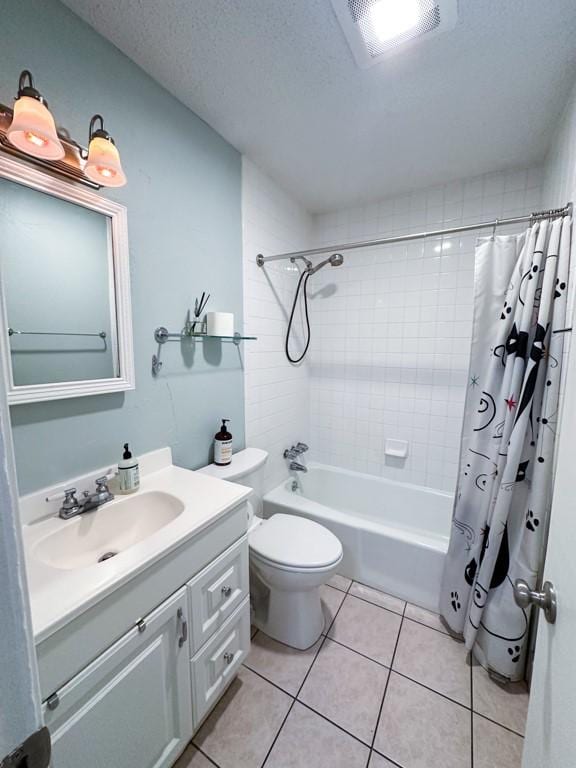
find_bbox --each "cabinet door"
[44,587,192,768]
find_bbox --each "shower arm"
[256,203,573,266]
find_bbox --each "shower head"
[307,253,344,275]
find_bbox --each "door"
[44,587,192,768]
[522,336,576,768]
[0,342,44,763]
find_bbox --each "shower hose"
[285,267,311,363]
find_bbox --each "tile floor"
[176,576,529,768]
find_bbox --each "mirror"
[0,155,134,404]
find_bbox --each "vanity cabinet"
[44,587,192,768]
[40,523,251,768]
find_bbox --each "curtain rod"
[256,203,573,266]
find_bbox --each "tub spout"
[289,461,308,473]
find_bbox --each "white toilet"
[198,447,342,649]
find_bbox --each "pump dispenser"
[118,442,140,493]
[214,419,233,466]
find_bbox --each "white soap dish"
[385,439,408,459]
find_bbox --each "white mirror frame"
[0,154,135,404]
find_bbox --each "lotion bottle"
[118,442,140,493]
[214,419,233,466]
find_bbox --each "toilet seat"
[249,513,342,571]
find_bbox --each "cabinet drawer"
[188,536,248,653]
[191,597,250,730]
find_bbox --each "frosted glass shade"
[85,136,126,187]
[7,95,65,160]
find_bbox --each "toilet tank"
[196,448,268,526]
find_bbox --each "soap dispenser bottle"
[118,442,140,493]
[214,419,233,466]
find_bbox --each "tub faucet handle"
[284,447,298,460]
[295,442,309,454]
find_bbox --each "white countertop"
[22,463,250,643]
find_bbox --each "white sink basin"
[33,491,184,571]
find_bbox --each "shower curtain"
[440,216,571,682]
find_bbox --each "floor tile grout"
[341,589,405,617]
[249,625,527,741]
[366,600,408,768]
[473,711,526,740]
[371,747,405,768]
[402,614,452,637]
[194,744,221,767]
[296,699,376,749]
[323,635,392,671]
[324,633,472,713]
[336,580,455,635]
[241,662,297,699]
[216,583,526,768]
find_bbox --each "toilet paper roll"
[206,312,234,337]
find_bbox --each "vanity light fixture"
[0,70,127,189]
[85,114,127,188]
[6,70,65,160]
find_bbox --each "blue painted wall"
[1,0,245,493]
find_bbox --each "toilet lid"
[249,514,342,569]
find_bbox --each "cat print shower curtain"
[440,216,571,682]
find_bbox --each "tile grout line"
[365,600,408,768]
[259,591,349,767]
[194,745,221,767]
[473,710,526,740]
[324,633,472,713]
[334,580,454,637]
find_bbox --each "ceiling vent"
[330,0,458,68]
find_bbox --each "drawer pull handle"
[137,619,147,633]
[177,607,188,648]
[46,693,60,711]
[221,585,232,598]
[223,652,234,664]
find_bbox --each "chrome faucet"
[289,461,308,473]
[283,442,309,460]
[59,477,114,519]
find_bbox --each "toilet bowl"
[198,448,343,649]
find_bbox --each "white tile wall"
[242,158,313,492]
[242,161,545,494]
[308,167,543,492]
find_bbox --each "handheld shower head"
[307,253,344,275]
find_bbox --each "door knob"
[513,578,557,624]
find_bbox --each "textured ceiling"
[60,0,576,213]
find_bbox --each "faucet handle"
[295,442,309,454]
[95,476,114,498]
[60,488,80,516]
[283,447,298,459]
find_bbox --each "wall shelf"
[152,326,257,375]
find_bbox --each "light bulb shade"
[85,136,126,187]
[7,95,65,160]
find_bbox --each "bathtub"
[263,463,453,611]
